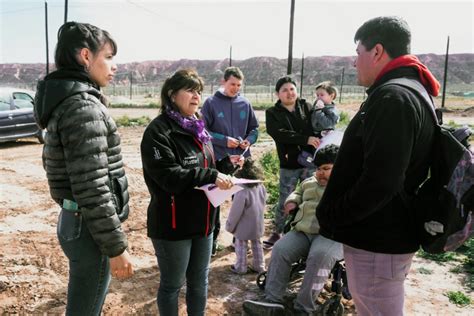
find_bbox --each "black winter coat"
[265,99,314,169]
[316,67,436,254]
[141,113,219,240]
[34,75,129,258]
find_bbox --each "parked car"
[0,87,45,143]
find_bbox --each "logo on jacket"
[218,112,225,118]
[183,156,199,166]
[153,147,162,160]
[240,110,246,120]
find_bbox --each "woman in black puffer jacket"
[34,22,133,315]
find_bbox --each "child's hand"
[315,99,325,109]
[284,202,298,215]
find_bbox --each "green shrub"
[260,150,280,205]
[416,249,458,263]
[336,110,351,128]
[115,115,151,127]
[445,291,471,307]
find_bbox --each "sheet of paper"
[196,178,262,207]
[316,130,344,152]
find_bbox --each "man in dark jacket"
[264,76,320,248]
[317,16,439,315]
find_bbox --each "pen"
[208,184,218,191]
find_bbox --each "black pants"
[213,206,220,243]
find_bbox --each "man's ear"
[78,47,91,68]
[373,43,385,63]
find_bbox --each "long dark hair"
[55,21,117,70]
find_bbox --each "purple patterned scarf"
[166,107,212,144]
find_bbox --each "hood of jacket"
[34,70,101,129]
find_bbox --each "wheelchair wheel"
[256,271,266,290]
[321,297,344,316]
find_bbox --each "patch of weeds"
[449,265,464,274]
[445,291,471,307]
[416,249,458,263]
[417,267,433,275]
[336,111,351,128]
[260,150,280,205]
[115,115,151,127]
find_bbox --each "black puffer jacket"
[34,74,129,257]
[265,98,314,169]
[141,113,219,240]
[316,67,436,254]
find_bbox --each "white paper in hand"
[196,178,263,207]
[316,130,344,152]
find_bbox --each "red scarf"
[375,55,440,96]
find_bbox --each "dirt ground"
[0,107,473,315]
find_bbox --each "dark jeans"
[152,233,213,316]
[57,209,111,316]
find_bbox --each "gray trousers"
[343,245,415,316]
[265,230,343,313]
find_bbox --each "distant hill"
[1,54,472,88]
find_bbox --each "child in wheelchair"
[243,144,344,315]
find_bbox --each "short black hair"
[275,76,297,92]
[313,144,339,167]
[55,21,117,70]
[354,16,411,58]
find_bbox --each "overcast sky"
[1,0,472,64]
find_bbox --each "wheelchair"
[256,259,351,316]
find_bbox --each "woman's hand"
[284,202,298,215]
[110,250,133,279]
[215,172,234,190]
[307,136,320,148]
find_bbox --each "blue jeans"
[275,167,316,233]
[57,208,111,316]
[152,233,213,316]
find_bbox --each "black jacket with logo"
[316,67,436,254]
[141,113,219,240]
[265,99,314,169]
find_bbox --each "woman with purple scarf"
[140,69,233,315]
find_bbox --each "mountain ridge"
[1,54,472,87]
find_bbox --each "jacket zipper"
[171,195,176,229]
[193,137,211,235]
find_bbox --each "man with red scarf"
[317,16,440,315]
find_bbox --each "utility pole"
[44,1,49,74]
[287,0,295,75]
[339,67,345,103]
[299,53,304,96]
[229,45,232,67]
[441,36,449,109]
[129,72,133,100]
[64,0,68,24]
